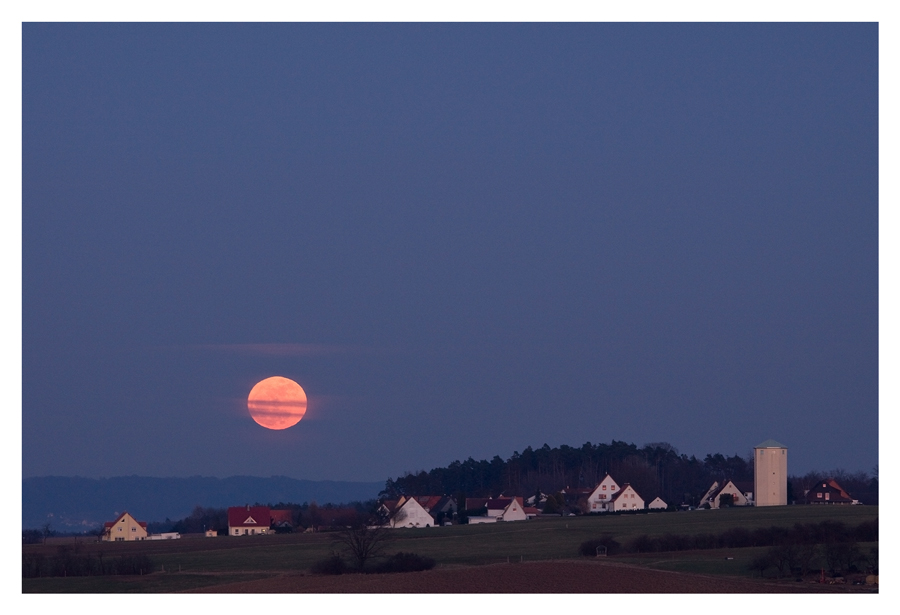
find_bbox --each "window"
[825,493,830,500]
[602,485,606,490]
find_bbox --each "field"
[22,505,878,593]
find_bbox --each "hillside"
[22,475,384,531]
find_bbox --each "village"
[97,440,863,541]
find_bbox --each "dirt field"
[184,560,870,593]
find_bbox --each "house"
[465,497,531,524]
[806,478,855,505]
[609,483,644,511]
[102,511,148,541]
[270,509,294,532]
[647,497,668,510]
[560,487,594,508]
[412,495,458,524]
[698,480,754,509]
[754,439,788,506]
[464,497,491,514]
[487,497,528,521]
[228,505,271,536]
[586,474,623,513]
[381,496,436,528]
[525,492,548,506]
[205,529,218,537]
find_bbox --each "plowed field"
[184,560,864,593]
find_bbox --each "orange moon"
[247,376,308,430]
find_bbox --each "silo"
[754,439,787,506]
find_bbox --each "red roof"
[227,506,271,528]
[465,498,490,510]
[414,496,444,511]
[270,509,293,525]
[825,479,852,500]
[487,497,524,510]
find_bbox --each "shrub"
[823,541,861,576]
[628,534,654,553]
[310,555,348,575]
[721,527,752,548]
[578,535,621,557]
[370,552,436,574]
[854,519,878,542]
[748,551,775,578]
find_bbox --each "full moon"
[247,376,308,430]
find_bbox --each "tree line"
[380,440,878,507]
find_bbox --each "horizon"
[22,437,878,483]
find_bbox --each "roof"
[103,511,147,529]
[755,439,787,449]
[487,497,524,511]
[807,479,853,502]
[270,509,293,525]
[227,505,271,528]
[413,495,444,511]
[465,498,490,510]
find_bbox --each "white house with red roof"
[102,511,148,541]
[586,475,645,512]
[466,497,531,523]
[586,474,622,512]
[228,505,271,536]
[381,496,435,528]
[609,484,644,511]
[647,497,668,510]
[698,479,754,509]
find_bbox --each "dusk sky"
[22,23,879,484]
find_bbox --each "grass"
[22,504,877,592]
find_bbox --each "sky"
[21,22,879,483]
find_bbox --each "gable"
[589,475,620,500]
[227,506,271,527]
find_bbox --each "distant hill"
[22,475,384,531]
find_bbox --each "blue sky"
[20,22,880,482]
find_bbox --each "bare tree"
[331,511,394,570]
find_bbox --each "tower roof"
[755,439,786,449]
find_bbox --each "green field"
[23,505,877,593]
